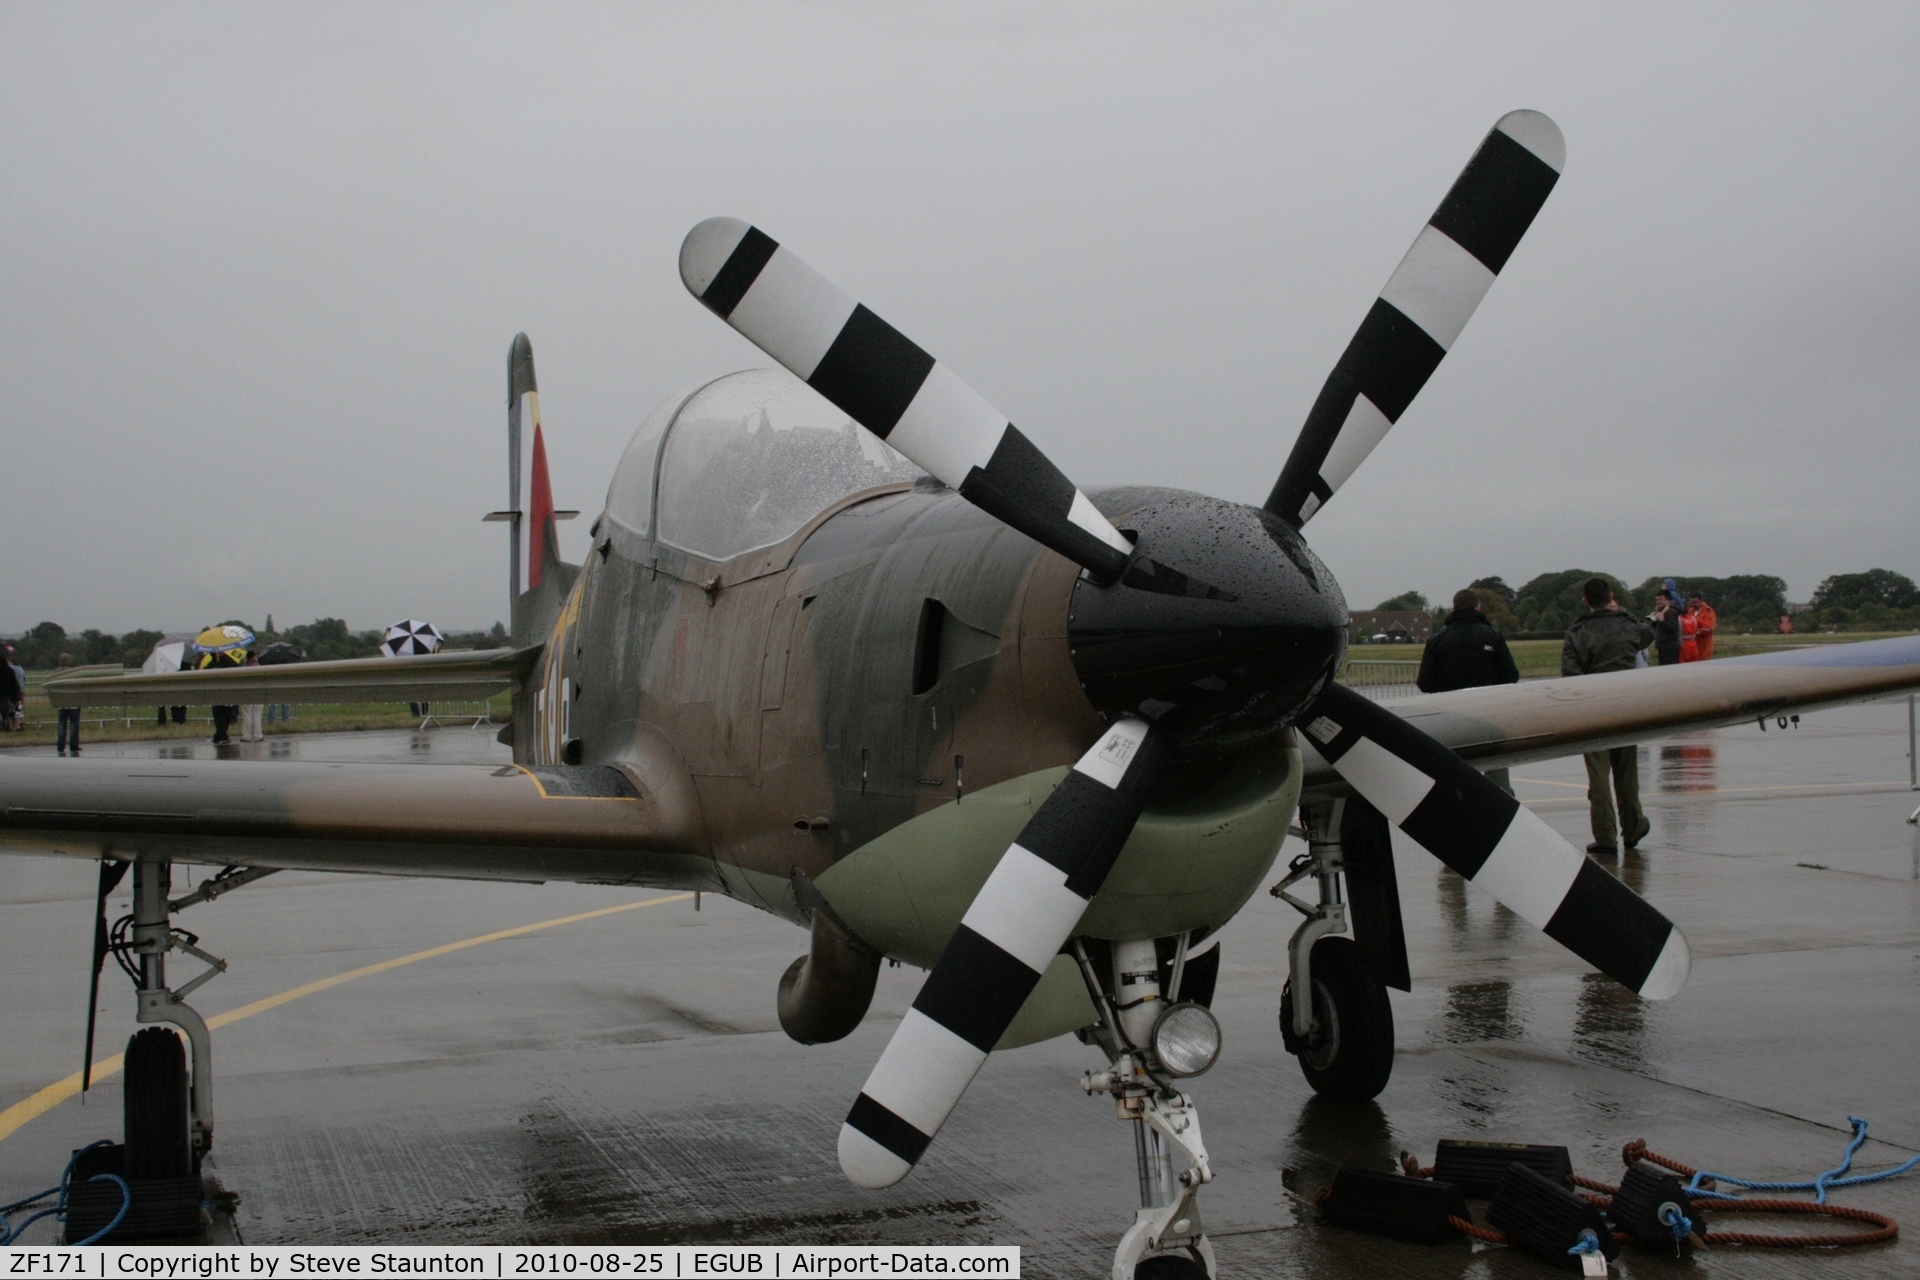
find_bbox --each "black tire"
[1134,1254,1208,1280]
[124,1027,193,1179]
[1279,935,1393,1101]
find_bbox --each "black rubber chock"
[1608,1160,1704,1247]
[1321,1167,1469,1244]
[1486,1162,1620,1270]
[1432,1138,1574,1197]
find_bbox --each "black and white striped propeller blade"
[680,218,1133,582]
[839,718,1168,1188]
[1266,110,1565,529]
[1299,684,1689,1000]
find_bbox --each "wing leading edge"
[0,750,713,888]
[1305,634,1920,791]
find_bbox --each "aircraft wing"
[1304,633,1920,791]
[42,646,540,708]
[0,750,714,888]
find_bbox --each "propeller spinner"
[679,108,1688,1191]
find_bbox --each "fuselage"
[519,476,1331,961]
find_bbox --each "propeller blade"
[1266,110,1565,528]
[680,218,1133,582]
[838,718,1168,1188]
[1298,683,1688,1000]
[82,858,131,1093]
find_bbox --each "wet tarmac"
[4,702,1919,1276]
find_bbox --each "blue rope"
[1657,1201,1694,1239]
[0,1143,131,1245]
[1566,1228,1602,1256]
[1684,1117,1920,1205]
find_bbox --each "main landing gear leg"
[1272,800,1394,1100]
[1078,938,1217,1280]
[127,859,238,1160]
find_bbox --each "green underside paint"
[815,745,1302,1049]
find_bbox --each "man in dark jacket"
[1650,589,1683,665]
[1418,589,1522,793]
[1562,577,1656,854]
[1418,590,1520,692]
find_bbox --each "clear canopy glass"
[633,368,922,562]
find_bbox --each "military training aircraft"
[8,110,1920,1277]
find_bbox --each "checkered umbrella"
[380,619,443,658]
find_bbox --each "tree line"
[1372,568,1920,638]
[4,618,509,670]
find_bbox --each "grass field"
[1347,630,1916,680]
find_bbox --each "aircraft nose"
[1067,494,1349,752]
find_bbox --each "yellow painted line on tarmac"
[0,892,693,1144]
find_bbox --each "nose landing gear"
[1075,937,1219,1280]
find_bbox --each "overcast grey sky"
[4,3,1915,634]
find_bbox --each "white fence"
[1341,659,1420,701]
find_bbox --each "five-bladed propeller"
[680,109,1690,1189]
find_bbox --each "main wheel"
[1279,935,1393,1101]
[124,1027,193,1179]
[1134,1253,1208,1279]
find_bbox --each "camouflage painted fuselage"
[522,481,1303,961]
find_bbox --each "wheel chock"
[61,1143,204,1243]
[1319,1167,1469,1244]
[1432,1139,1573,1198]
[1486,1162,1619,1271]
[1608,1160,1704,1248]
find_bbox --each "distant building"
[1348,610,1433,644]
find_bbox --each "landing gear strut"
[1076,937,1218,1280]
[1272,799,1395,1100]
[114,860,257,1161]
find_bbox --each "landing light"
[1150,1001,1222,1077]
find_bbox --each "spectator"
[1687,591,1718,661]
[0,649,21,732]
[1679,604,1701,663]
[1779,613,1794,635]
[6,647,23,730]
[54,654,82,755]
[1650,590,1683,666]
[1562,577,1655,855]
[240,653,264,742]
[1418,588,1520,791]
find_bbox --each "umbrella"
[141,633,199,675]
[381,620,443,658]
[187,625,255,669]
[256,641,304,666]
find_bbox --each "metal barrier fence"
[1340,659,1420,701]
[417,700,496,730]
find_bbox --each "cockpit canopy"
[605,368,923,563]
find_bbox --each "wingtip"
[1496,110,1565,174]
[679,217,752,298]
[1638,926,1691,1001]
[838,1123,913,1189]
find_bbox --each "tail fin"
[509,333,554,599]
[497,333,579,646]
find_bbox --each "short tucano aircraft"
[10,110,1920,1277]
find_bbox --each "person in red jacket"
[1678,606,1700,663]
[1688,592,1718,660]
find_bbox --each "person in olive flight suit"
[1562,577,1656,854]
